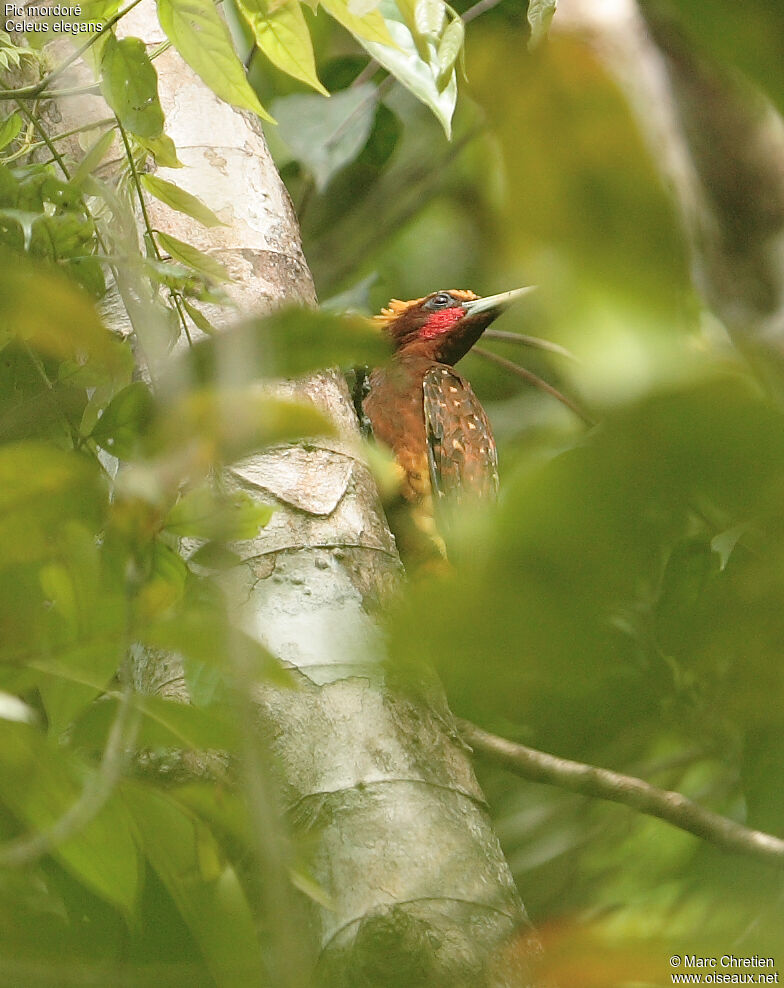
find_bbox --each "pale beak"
[461,286,536,318]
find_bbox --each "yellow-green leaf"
[239,0,328,94]
[156,0,273,121]
[155,231,231,283]
[141,174,225,227]
[320,0,396,46]
[100,35,165,139]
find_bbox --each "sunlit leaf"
[414,0,444,37]
[436,17,464,84]
[100,35,165,139]
[527,0,556,50]
[239,0,329,94]
[352,0,457,137]
[271,85,377,191]
[156,0,273,120]
[320,0,396,46]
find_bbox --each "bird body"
[363,288,530,561]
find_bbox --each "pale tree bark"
[39,6,539,985]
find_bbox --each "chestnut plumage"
[363,288,531,560]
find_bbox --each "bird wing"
[423,365,499,503]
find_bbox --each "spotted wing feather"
[423,365,499,503]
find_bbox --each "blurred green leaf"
[0,253,126,382]
[100,36,165,139]
[155,389,335,465]
[0,444,106,569]
[123,783,263,987]
[142,605,292,685]
[136,541,188,620]
[73,694,238,752]
[639,0,784,112]
[91,381,155,459]
[271,85,377,191]
[167,305,389,387]
[0,721,140,917]
[165,485,274,541]
[157,0,274,121]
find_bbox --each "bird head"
[372,287,533,365]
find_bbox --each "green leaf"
[157,389,336,466]
[73,694,238,751]
[138,132,184,168]
[90,381,155,459]
[99,35,165,139]
[271,84,377,191]
[239,0,328,94]
[165,485,274,540]
[0,721,140,917]
[0,112,22,152]
[182,298,218,335]
[140,173,225,227]
[166,305,390,388]
[70,128,117,187]
[414,0,444,37]
[137,541,188,619]
[320,0,397,46]
[0,444,105,569]
[123,784,263,987]
[155,231,231,283]
[0,252,127,382]
[352,0,457,137]
[436,16,464,83]
[527,0,556,50]
[156,0,273,121]
[142,606,292,685]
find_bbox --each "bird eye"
[430,292,453,308]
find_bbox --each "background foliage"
[1,0,784,984]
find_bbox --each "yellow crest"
[371,290,479,328]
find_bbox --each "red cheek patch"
[420,307,464,339]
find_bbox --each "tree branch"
[458,719,784,867]
[472,345,595,425]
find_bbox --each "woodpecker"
[363,287,531,561]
